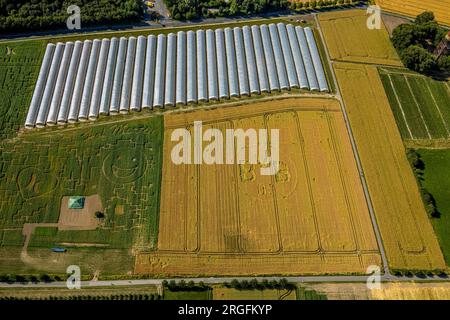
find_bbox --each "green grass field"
[297,287,327,300]
[164,289,211,300]
[0,41,45,141]
[0,116,163,275]
[417,149,450,265]
[379,68,450,140]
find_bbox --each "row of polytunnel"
[25,23,329,128]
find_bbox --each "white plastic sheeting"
[251,25,270,93]
[130,36,146,111]
[36,42,64,127]
[296,26,319,91]
[25,23,329,128]
[206,29,218,101]
[153,34,166,108]
[260,24,279,91]
[196,30,208,102]
[89,38,110,120]
[304,27,329,93]
[99,37,118,115]
[286,24,309,90]
[68,40,92,122]
[269,23,289,90]
[25,43,55,128]
[242,26,260,94]
[110,37,128,114]
[215,28,229,99]
[164,33,177,107]
[186,31,197,104]
[120,36,137,113]
[47,42,73,125]
[142,35,157,109]
[233,27,249,96]
[79,39,101,121]
[224,27,239,97]
[176,31,187,105]
[58,41,82,124]
[277,23,299,89]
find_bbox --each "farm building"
[25,24,329,128]
[68,196,85,209]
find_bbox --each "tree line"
[0,0,143,34]
[165,0,290,21]
[407,149,440,218]
[0,293,162,300]
[391,11,450,74]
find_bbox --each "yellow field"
[213,288,296,300]
[307,282,450,300]
[135,98,380,276]
[334,62,445,271]
[376,0,450,26]
[318,9,402,66]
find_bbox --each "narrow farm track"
[314,14,390,276]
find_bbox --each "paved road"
[0,273,448,289]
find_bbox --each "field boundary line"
[425,81,450,137]
[263,113,284,253]
[404,75,432,139]
[324,110,360,255]
[387,74,414,139]
[292,111,324,255]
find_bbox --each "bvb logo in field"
[102,145,147,184]
[17,167,57,199]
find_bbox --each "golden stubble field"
[376,0,450,26]
[307,282,450,300]
[318,9,402,66]
[334,62,445,271]
[135,98,381,276]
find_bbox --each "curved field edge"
[334,61,445,271]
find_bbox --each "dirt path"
[21,223,59,264]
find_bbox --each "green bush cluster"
[391,11,450,74]
[223,278,295,290]
[0,293,161,300]
[290,0,360,11]
[162,279,210,292]
[165,0,290,21]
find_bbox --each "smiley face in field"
[102,145,147,184]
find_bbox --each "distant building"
[433,31,450,58]
[68,196,85,209]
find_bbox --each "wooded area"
[0,0,142,34]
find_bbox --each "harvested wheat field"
[334,62,445,271]
[135,98,381,276]
[318,9,402,66]
[306,282,450,300]
[376,0,450,26]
